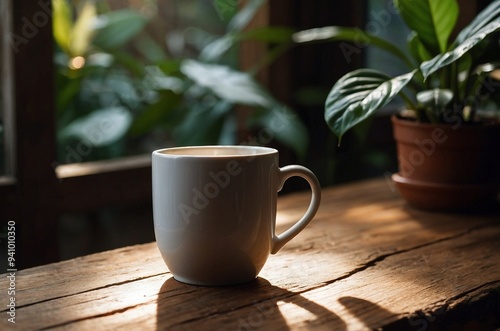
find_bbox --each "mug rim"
[152,145,277,158]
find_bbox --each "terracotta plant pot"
[391,115,500,211]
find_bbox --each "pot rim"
[391,114,500,130]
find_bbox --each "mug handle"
[271,165,321,254]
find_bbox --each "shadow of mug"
[338,296,400,330]
[156,276,346,330]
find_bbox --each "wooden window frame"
[0,0,153,269]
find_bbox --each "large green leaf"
[455,0,500,44]
[395,0,458,54]
[129,91,183,137]
[201,26,295,63]
[249,106,309,159]
[52,0,73,54]
[421,20,500,79]
[199,34,238,62]
[292,26,413,68]
[180,59,274,108]
[60,107,133,147]
[325,69,416,141]
[93,10,148,49]
[133,33,167,63]
[109,50,146,76]
[407,32,432,63]
[179,59,308,155]
[70,1,97,56]
[175,101,233,146]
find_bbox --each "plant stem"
[450,61,458,104]
[399,90,417,110]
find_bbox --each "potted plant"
[293,0,500,211]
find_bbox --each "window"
[365,0,410,78]
[54,0,238,165]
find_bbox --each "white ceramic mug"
[152,145,321,286]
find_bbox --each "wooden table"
[1,178,500,330]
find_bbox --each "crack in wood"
[39,301,152,330]
[11,272,169,312]
[299,220,497,292]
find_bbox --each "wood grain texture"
[1,178,499,330]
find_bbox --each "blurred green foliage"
[53,0,308,164]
